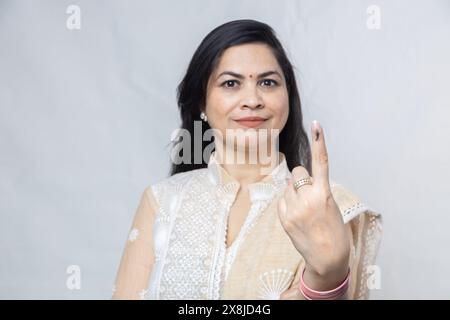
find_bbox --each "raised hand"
[277,120,350,290]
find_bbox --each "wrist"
[303,259,349,292]
[300,264,350,300]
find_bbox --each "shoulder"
[146,168,209,204]
[151,167,208,189]
[329,180,381,224]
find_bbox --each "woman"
[112,19,382,300]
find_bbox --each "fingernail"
[312,120,320,141]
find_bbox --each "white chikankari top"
[113,152,382,300]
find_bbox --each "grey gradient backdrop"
[1,0,449,299]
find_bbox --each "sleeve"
[112,186,159,300]
[331,183,382,299]
[280,183,382,300]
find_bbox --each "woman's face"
[205,43,289,156]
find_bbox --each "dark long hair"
[170,19,311,176]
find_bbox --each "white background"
[1,0,449,299]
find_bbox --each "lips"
[234,116,268,128]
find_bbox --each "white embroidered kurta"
[113,152,382,300]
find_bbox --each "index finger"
[311,120,330,190]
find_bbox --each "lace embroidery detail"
[212,184,239,299]
[149,169,241,299]
[128,228,139,242]
[355,211,382,299]
[257,269,294,300]
[329,185,383,299]
[342,202,366,223]
[146,170,195,299]
[139,289,149,300]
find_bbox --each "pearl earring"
[200,111,208,122]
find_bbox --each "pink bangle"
[299,267,350,300]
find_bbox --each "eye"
[261,79,278,87]
[221,80,239,88]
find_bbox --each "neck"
[213,144,283,186]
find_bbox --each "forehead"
[213,43,281,75]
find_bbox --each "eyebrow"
[216,70,282,80]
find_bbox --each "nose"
[240,85,264,110]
